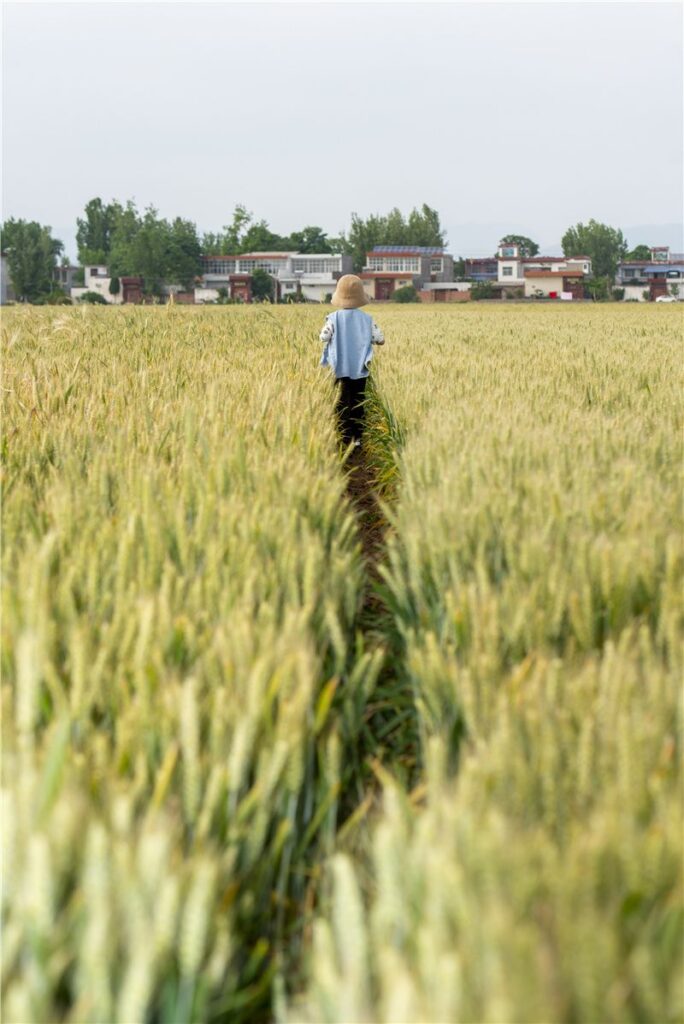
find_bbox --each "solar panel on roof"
[371,245,444,255]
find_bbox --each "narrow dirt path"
[341,442,420,793]
[343,445,387,606]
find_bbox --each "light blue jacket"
[319,309,384,380]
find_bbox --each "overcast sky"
[2,1,682,259]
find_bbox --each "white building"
[197,251,353,303]
[1,253,14,304]
[71,265,124,304]
[497,241,591,286]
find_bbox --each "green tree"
[0,218,63,301]
[471,281,494,300]
[109,276,120,297]
[406,204,445,247]
[286,226,332,253]
[345,201,439,260]
[76,198,123,264]
[251,268,274,301]
[626,244,651,261]
[165,217,202,289]
[346,204,446,271]
[201,232,223,254]
[499,234,539,258]
[587,277,610,302]
[240,220,285,254]
[561,220,628,280]
[126,207,169,295]
[108,201,143,277]
[105,204,201,294]
[222,204,253,253]
[202,205,292,255]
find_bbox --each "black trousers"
[336,376,367,445]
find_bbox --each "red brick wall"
[419,289,471,303]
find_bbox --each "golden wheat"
[2,302,681,1024]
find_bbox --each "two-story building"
[360,246,454,300]
[197,251,352,303]
[616,247,684,300]
[495,241,592,298]
[280,252,354,302]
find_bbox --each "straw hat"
[330,274,368,308]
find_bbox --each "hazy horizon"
[3,2,683,262]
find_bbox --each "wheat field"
[2,303,682,1024]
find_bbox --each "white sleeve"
[371,319,385,344]
[320,318,334,343]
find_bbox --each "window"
[382,257,419,272]
[430,259,443,273]
[501,246,516,257]
[238,259,282,273]
[293,258,340,274]
[205,259,236,274]
[502,267,513,277]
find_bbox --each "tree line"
[0,198,655,303]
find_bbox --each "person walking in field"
[319,274,385,448]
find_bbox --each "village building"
[70,264,144,304]
[360,246,454,300]
[419,282,472,303]
[1,252,15,303]
[464,257,498,281]
[493,241,592,299]
[523,269,586,299]
[616,247,683,301]
[197,252,352,303]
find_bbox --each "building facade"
[360,246,453,300]
[197,252,352,303]
[464,257,497,281]
[419,282,472,302]
[1,253,15,304]
[616,248,683,300]
[497,241,591,285]
[493,241,591,298]
[71,265,123,304]
[70,265,144,304]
